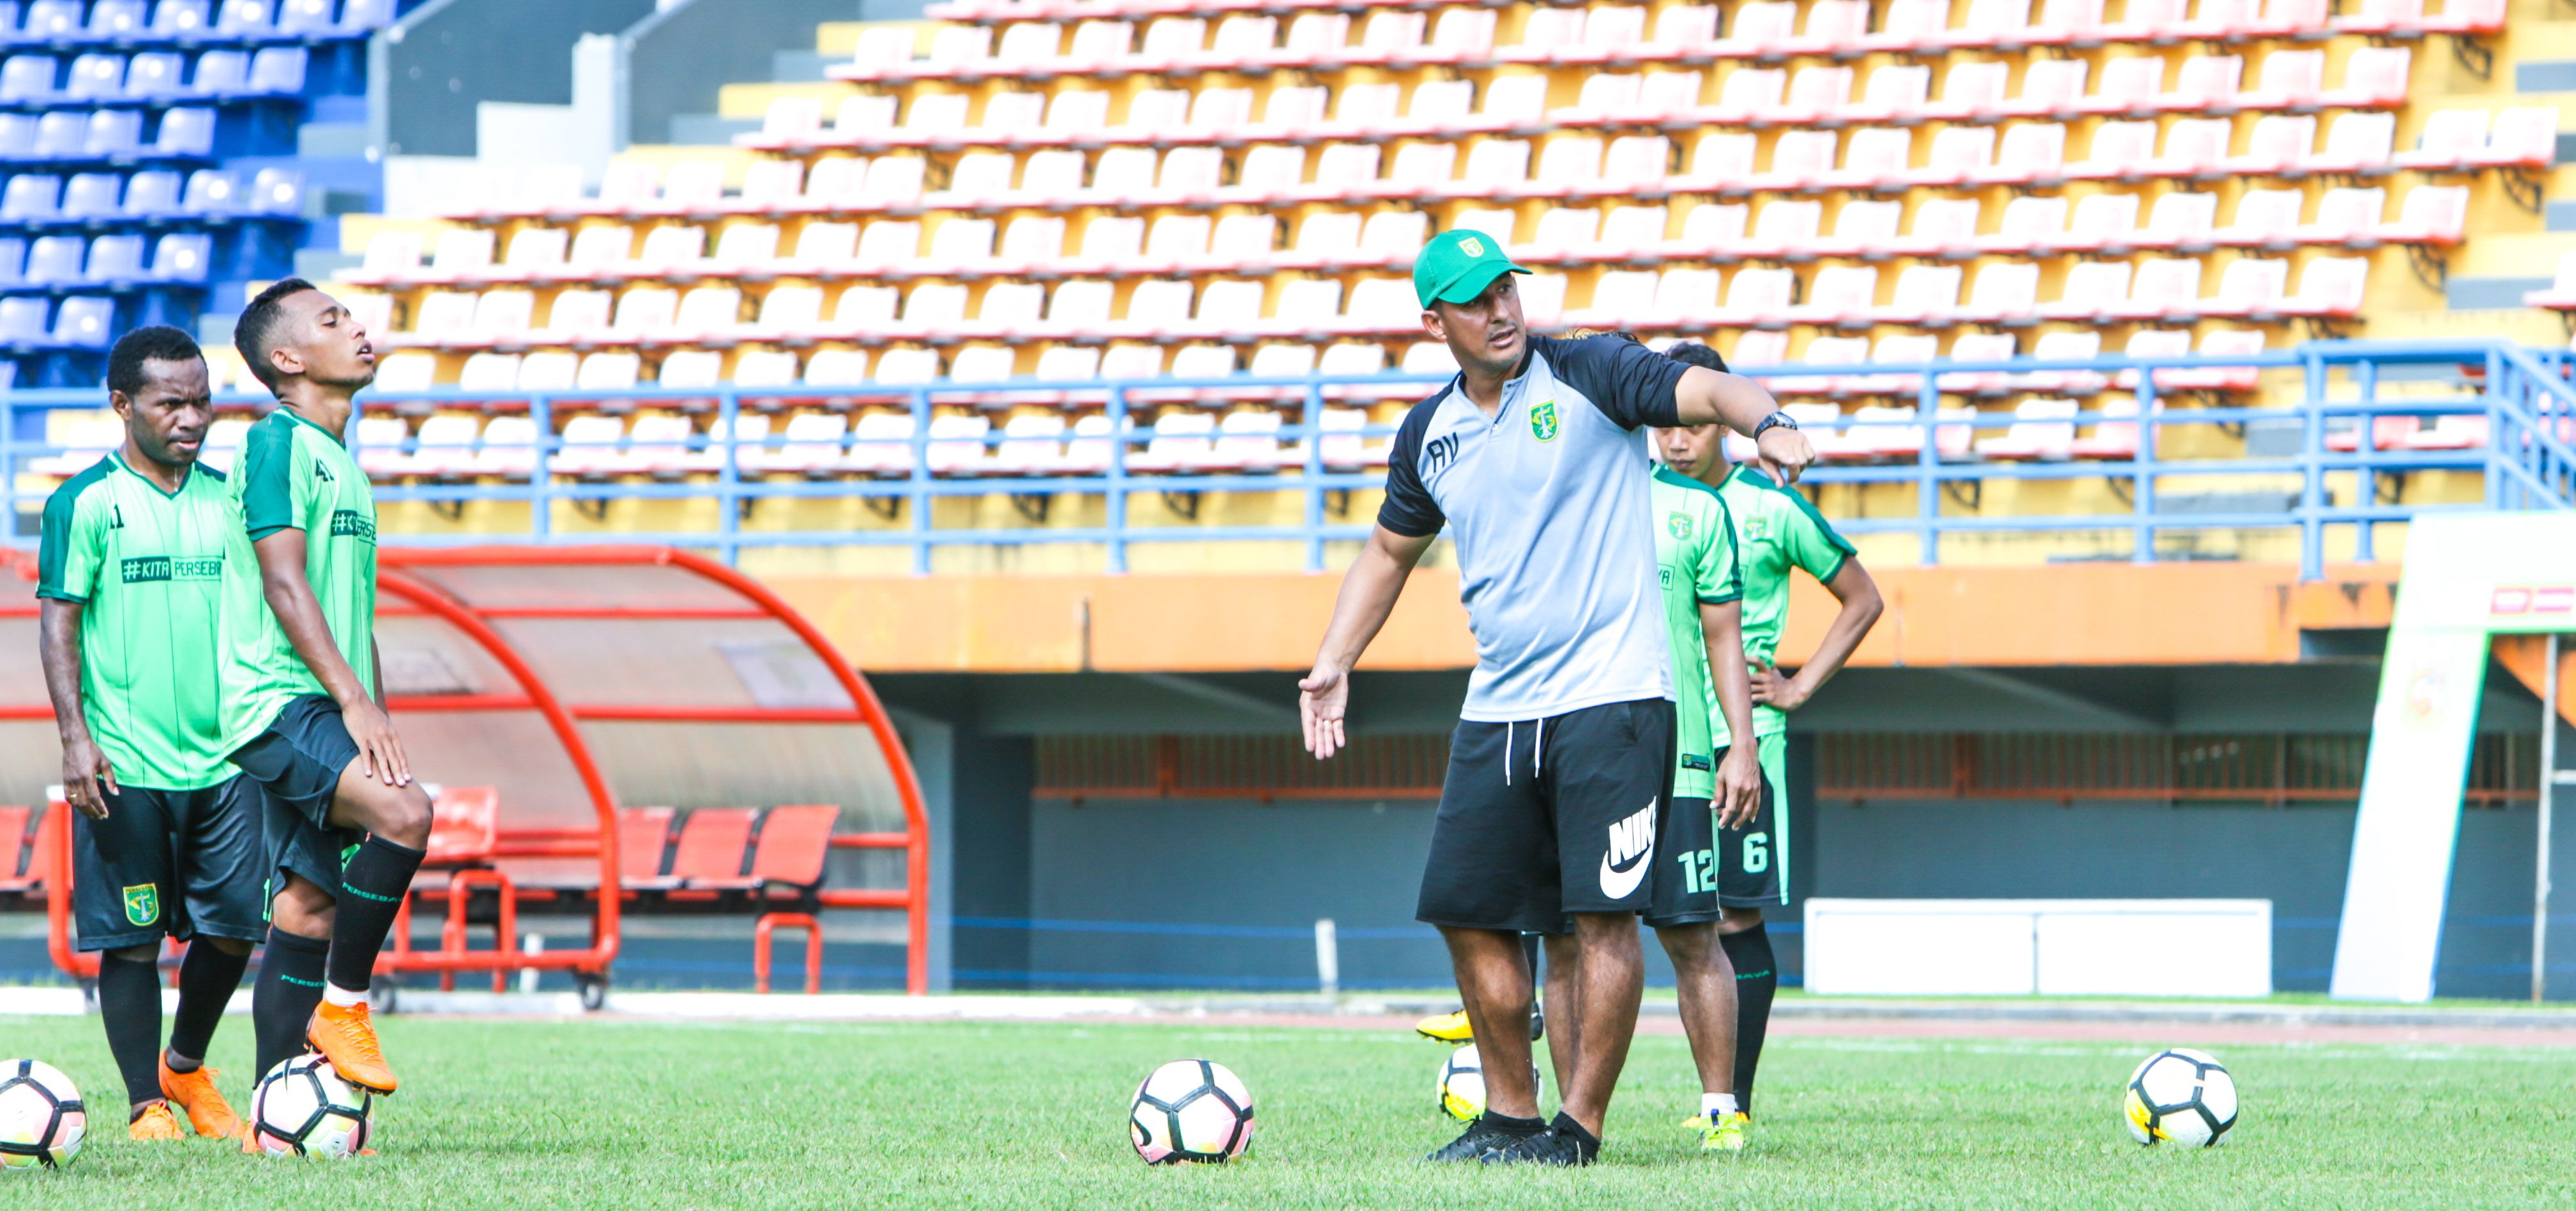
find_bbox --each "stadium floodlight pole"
[2538,632,2559,1005]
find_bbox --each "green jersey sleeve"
[238,417,307,540]
[36,470,105,603]
[1696,494,1742,606]
[1774,483,1858,586]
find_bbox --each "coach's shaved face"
[264,289,378,390]
[1656,424,1724,478]
[1424,273,1525,378]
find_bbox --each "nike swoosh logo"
[1600,848,1651,899]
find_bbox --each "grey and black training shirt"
[1379,335,1689,723]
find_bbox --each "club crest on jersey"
[1742,515,1772,543]
[1667,512,1693,541]
[1530,400,1558,442]
[122,883,157,926]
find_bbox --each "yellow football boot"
[1414,1011,1474,1043]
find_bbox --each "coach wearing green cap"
[1299,229,1812,1166]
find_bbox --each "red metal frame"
[380,546,934,995]
[24,544,932,997]
[754,912,824,995]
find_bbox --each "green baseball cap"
[1413,229,1531,309]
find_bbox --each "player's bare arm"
[37,599,113,820]
[252,528,409,786]
[1701,599,1761,829]
[1673,367,1814,486]
[1301,525,1436,760]
[1750,560,1885,712]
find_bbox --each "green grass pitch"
[3,1014,2573,1210]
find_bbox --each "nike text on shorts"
[1416,698,1680,934]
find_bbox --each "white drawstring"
[1504,721,1514,786]
[1533,718,1545,774]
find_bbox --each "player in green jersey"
[1664,341,1884,1131]
[38,327,268,1141]
[227,278,432,1101]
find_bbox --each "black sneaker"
[1424,1114,1545,1163]
[1481,1115,1600,1167]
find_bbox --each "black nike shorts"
[228,694,363,900]
[1717,733,1786,908]
[72,776,269,951]
[1645,792,1723,929]
[1416,697,1678,934]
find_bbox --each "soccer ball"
[0,1059,84,1171]
[1128,1059,1254,1164]
[251,1055,372,1159]
[2124,1048,2238,1147]
[1436,1044,1541,1122]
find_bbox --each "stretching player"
[228,278,431,1099]
[37,327,266,1140]
[1663,340,1884,1126]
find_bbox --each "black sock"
[328,834,425,993]
[167,941,251,1067]
[1480,1111,1547,1138]
[1721,922,1778,1115]
[254,928,330,1079]
[95,953,164,1107]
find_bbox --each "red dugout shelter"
[1,545,931,999]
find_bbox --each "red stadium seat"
[0,806,32,894]
[424,786,500,866]
[656,809,759,896]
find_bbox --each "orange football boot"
[128,1102,183,1141]
[307,1000,397,1095]
[158,1058,242,1140]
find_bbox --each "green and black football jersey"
[1715,465,1859,741]
[38,453,281,788]
[233,409,378,696]
[1651,466,1742,797]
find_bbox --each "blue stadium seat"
[84,232,145,285]
[0,55,57,104]
[0,112,33,156]
[59,170,120,218]
[0,172,57,219]
[0,237,26,287]
[0,5,17,47]
[189,49,246,94]
[149,0,211,38]
[22,233,81,285]
[29,110,82,156]
[337,0,393,33]
[87,1,151,40]
[245,163,299,213]
[275,0,333,36]
[51,296,112,347]
[245,45,303,95]
[84,108,140,157]
[63,54,122,103]
[121,168,181,215]
[214,0,275,38]
[148,231,208,282]
[149,106,209,156]
[18,1,79,41]
[179,165,232,211]
[125,51,184,99]
[0,297,45,347]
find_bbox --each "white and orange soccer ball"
[2124,1048,2238,1147]
[0,1058,85,1171]
[1128,1059,1254,1164]
[252,1055,372,1159]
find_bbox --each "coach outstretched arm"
[1674,367,1815,486]
[1301,525,1437,760]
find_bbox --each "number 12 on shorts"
[1675,848,1716,894]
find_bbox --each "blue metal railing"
[1,337,2566,576]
